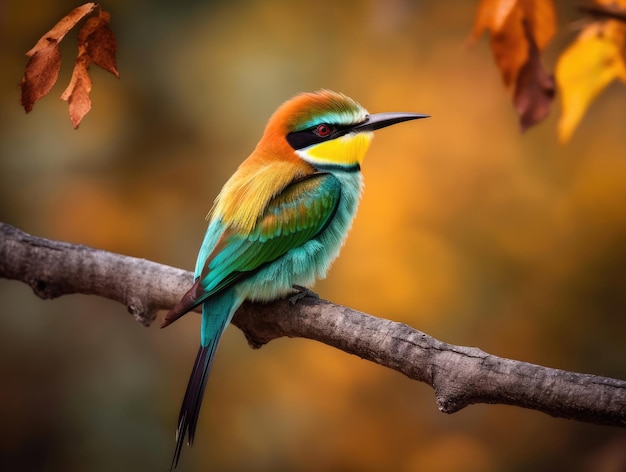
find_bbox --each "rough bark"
[1,222,624,427]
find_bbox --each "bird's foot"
[289,285,319,305]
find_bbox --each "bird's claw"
[289,285,319,305]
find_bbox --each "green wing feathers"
[251,172,341,244]
[200,173,341,295]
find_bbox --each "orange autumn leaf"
[471,0,556,131]
[556,15,626,143]
[79,10,119,78]
[24,2,98,57]
[19,3,118,128]
[19,40,62,113]
[61,54,93,129]
[472,0,525,87]
[61,9,119,128]
[20,3,98,113]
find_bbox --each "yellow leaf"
[556,21,626,142]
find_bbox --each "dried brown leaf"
[26,3,98,57]
[514,22,556,131]
[20,3,98,114]
[81,10,119,77]
[471,0,556,131]
[20,2,119,126]
[56,7,118,127]
[19,40,62,113]
[61,54,93,128]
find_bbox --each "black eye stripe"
[286,123,354,150]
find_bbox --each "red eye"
[315,124,332,137]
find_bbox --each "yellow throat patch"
[297,132,373,168]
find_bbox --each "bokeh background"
[1,1,626,471]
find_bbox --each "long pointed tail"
[169,290,239,470]
[170,338,220,470]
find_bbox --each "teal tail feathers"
[170,339,220,470]
[169,290,239,470]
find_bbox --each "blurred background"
[1,0,626,471]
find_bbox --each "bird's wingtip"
[162,279,206,329]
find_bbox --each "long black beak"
[286,112,429,150]
[352,112,430,133]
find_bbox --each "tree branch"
[579,4,626,24]
[1,222,624,428]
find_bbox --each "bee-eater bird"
[161,89,428,469]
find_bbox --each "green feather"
[199,173,341,296]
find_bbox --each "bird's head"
[259,89,428,170]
